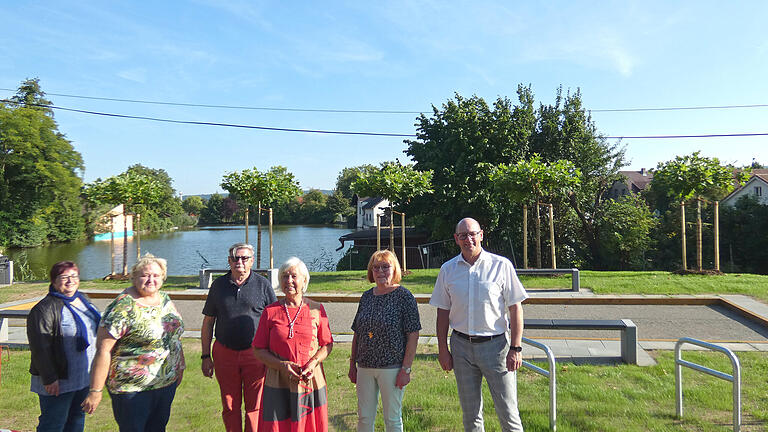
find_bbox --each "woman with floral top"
[348,250,421,432]
[81,254,185,432]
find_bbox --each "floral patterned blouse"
[100,291,185,393]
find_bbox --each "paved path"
[3,288,768,366]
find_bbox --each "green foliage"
[648,151,747,209]
[335,164,377,200]
[182,195,205,215]
[199,193,225,225]
[490,155,581,203]
[84,170,165,210]
[352,160,433,207]
[0,78,85,247]
[594,194,658,270]
[719,195,768,274]
[221,165,301,212]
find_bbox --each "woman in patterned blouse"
[81,254,185,432]
[348,250,421,432]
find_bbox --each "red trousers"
[213,340,266,432]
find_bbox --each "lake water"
[7,225,353,280]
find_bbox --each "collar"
[228,270,252,288]
[457,248,486,266]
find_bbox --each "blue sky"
[2,1,767,195]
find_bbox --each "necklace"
[282,299,303,339]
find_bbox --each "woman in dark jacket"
[27,261,100,432]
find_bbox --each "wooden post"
[257,202,262,268]
[548,204,556,269]
[714,201,720,272]
[136,213,141,260]
[376,214,381,251]
[244,207,250,244]
[680,202,687,271]
[535,202,542,269]
[522,205,528,269]
[401,212,406,272]
[696,199,703,271]
[389,205,394,252]
[122,205,128,276]
[269,208,274,269]
[110,215,115,275]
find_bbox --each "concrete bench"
[524,318,638,364]
[517,268,580,292]
[198,268,279,290]
[0,309,29,342]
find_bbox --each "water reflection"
[8,225,352,280]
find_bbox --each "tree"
[182,196,206,215]
[647,151,749,271]
[352,161,433,208]
[221,166,301,265]
[0,78,85,247]
[594,194,657,270]
[335,164,377,200]
[84,171,164,275]
[405,87,535,238]
[490,155,581,267]
[199,194,225,225]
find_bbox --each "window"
[755,186,763,197]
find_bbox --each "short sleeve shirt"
[351,286,421,368]
[100,292,185,393]
[202,271,277,350]
[430,249,528,336]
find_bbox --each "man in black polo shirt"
[201,243,277,432]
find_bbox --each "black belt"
[453,330,505,343]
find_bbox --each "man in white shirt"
[430,218,528,432]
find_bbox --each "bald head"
[455,218,481,233]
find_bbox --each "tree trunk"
[522,205,528,269]
[680,202,687,271]
[257,202,262,268]
[535,202,542,269]
[714,201,720,272]
[548,204,556,269]
[269,208,274,269]
[122,205,128,276]
[245,207,249,244]
[136,213,141,260]
[696,199,702,271]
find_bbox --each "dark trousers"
[37,386,89,432]
[110,382,178,432]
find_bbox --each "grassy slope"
[1,341,766,431]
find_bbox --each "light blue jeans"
[356,367,405,432]
[450,332,524,432]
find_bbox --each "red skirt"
[259,364,328,432]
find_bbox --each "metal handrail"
[522,337,557,431]
[675,337,741,432]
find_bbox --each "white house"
[356,197,389,229]
[721,173,768,207]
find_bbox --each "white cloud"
[117,68,147,83]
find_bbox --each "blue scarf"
[48,286,102,352]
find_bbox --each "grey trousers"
[450,332,524,432]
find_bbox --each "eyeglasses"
[456,231,482,240]
[57,275,80,282]
[231,256,252,262]
[372,264,391,272]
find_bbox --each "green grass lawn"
[1,341,766,431]
[5,270,768,305]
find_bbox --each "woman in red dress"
[253,257,334,432]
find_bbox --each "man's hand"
[201,357,214,378]
[438,347,453,372]
[506,349,522,372]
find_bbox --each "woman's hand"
[395,368,411,389]
[301,358,320,381]
[280,361,302,379]
[44,380,60,397]
[348,362,357,384]
[81,391,102,414]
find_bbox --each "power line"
[0,88,425,115]
[4,99,768,140]
[5,86,768,114]
[0,100,416,137]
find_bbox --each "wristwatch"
[401,366,412,374]
[510,346,523,353]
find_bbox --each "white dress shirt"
[430,249,528,336]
